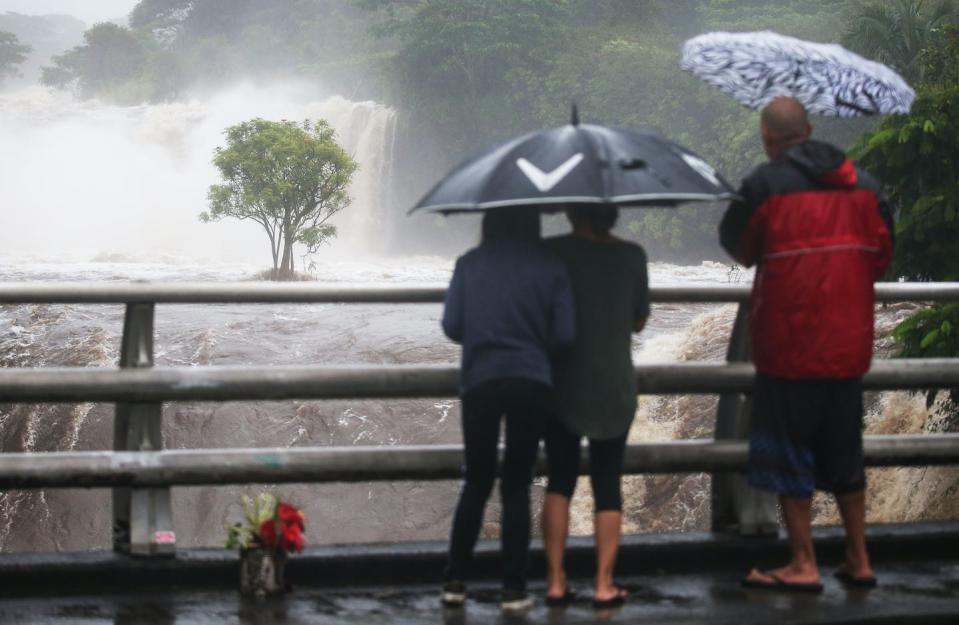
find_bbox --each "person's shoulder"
[611,237,648,260]
[455,246,483,267]
[743,159,787,184]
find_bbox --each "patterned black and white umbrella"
[681,31,915,117]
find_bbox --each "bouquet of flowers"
[226,493,306,553]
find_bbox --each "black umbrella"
[409,109,735,214]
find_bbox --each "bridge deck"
[1,522,957,624]
[1,560,957,624]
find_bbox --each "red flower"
[251,501,305,553]
[278,503,305,529]
[258,519,278,547]
[282,522,305,553]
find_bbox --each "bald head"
[760,97,812,159]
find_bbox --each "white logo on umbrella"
[516,153,584,193]
[680,153,721,186]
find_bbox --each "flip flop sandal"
[592,587,627,609]
[545,588,576,607]
[834,570,878,589]
[741,570,824,594]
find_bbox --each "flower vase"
[239,547,286,597]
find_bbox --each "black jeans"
[446,378,550,592]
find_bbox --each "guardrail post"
[113,303,175,556]
[711,303,778,535]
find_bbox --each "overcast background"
[0,0,137,24]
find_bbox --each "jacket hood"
[784,140,858,188]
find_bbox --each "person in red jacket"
[719,97,894,593]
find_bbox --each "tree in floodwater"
[0,30,31,83]
[202,118,357,280]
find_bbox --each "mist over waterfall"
[0,84,397,265]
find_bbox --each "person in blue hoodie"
[441,207,575,612]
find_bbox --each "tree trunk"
[279,239,294,280]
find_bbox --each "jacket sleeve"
[549,266,576,352]
[441,258,465,343]
[719,175,765,268]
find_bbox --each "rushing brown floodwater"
[0,257,955,553]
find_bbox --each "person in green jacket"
[541,204,650,609]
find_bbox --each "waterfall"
[0,84,398,267]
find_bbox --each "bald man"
[719,97,894,593]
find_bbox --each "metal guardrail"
[1,281,958,553]
[1,360,959,402]
[0,435,957,490]
[1,281,958,304]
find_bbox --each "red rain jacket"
[719,140,894,379]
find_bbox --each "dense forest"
[1,0,956,262]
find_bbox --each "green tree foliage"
[0,30,31,83]
[202,119,358,279]
[40,23,157,100]
[893,304,959,423]
[850,92,959,281]
[362,0,570,151]
[129,0,380,96]
[703,0,851,41]
[841,0,958,82]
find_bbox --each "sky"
[0,0,138,24]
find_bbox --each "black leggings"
[446,378,549,592]
[545,418,628,512]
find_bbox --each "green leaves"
[850,82,959,282]
[0,30,30,82]
[203,117,357,277]
[894,304,959,412]
[40,23,155,100]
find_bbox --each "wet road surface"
[1,559,956,625]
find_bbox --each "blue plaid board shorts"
[747,375,866,499]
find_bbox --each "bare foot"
[744,564,821,586]
[594,584,627,603]
[837,561,875,581]
[546,571,568,600]
[842,546,875,580]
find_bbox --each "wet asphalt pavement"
[1,559,957,625]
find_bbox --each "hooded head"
[481,207,540,242]
[565,203,618,237]
[761,97,813,160]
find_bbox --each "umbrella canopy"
[680,31,915,117]
[410,117,735,214]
